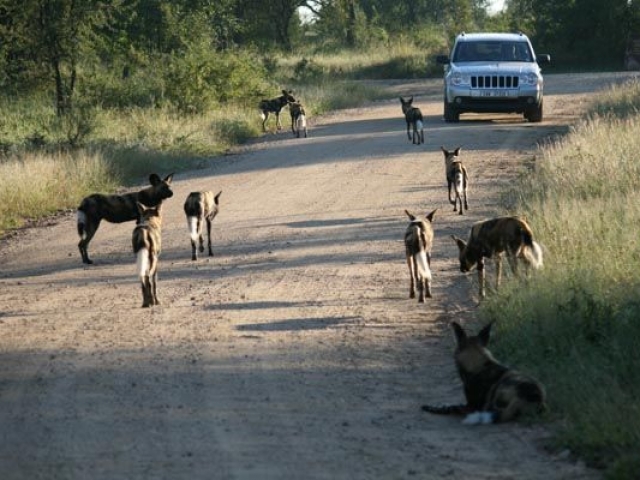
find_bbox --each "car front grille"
[471,75,519,88]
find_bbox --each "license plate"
[476,90,512,97]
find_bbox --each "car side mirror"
[536,54,551,65]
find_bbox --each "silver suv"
[436,32,551,123]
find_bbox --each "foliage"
[479,85,640,476]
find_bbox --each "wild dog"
[451,216,543,299]
[259,89,296,132]
[422,321,547,424]
[400,96,425,144]
[183,190,222,261]
[289,101,308,138]
[404,209,437,302]
[132,202,163,308]
[441,146,468,215]
[76,173,174,264]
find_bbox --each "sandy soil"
[1,72,637,479]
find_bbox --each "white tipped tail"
[415,250,431,282]
[416,120,424,131]
[187,216,199,243]
[529,241,544,269]
[136,247,150,278]
[297,114,306,130]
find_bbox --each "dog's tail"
[77,209,87,239]
[519,228,543,269]
[422,403,470,415]
[187,216,199,243]
[416,119,424,132]
[407,224,431,283]
[136,247,150,278]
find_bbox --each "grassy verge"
[478,81,640,478]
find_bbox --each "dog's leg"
[206,217,213,257]
[141,276,151,308]
[197,217,205,254]
[447,180,455,205]
[275,111,282,131]
[406,121,412,141]
[149,256,159,306]
[495,255,503,290]
[463,168,469,211]
[477,257,486,299]
[261,111,269,132]
[406,253,416,299]
[78,219,101,264]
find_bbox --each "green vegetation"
[480,80,640,478]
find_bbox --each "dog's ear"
[426,209,438,223]
[214,191,222,204]
[408,96,413,103]
[149,173,161,185]
[440,145,448,155]
[163,173,174,184]
[451,234,467,251]
[454,146,462,156]
[405,209,416,221]
[477,322,493,346]
[451,322,467,347]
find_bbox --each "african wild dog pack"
[63,89,551,424]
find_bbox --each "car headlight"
[450,72,471,86]
[521,72,541,86]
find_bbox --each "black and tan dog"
[132,202,164,308]
[441,146,468,215]
[76,173,174,264]
[183,190,222,261]
[289,101,308,138]
[422,321,547,424]
[451,216,543,298]
[259,89,296,132]
[400,96,424,144]
[404,209,437,303]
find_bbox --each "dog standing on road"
[76,173,174,264]
[183,190,222,261]
[400,96,425,144]
[404,209,437,302]
[289,101,308,138]
[422,321,547,424]
[259,89,296,132]
[132,202,164,308]
[451,216,543,298]
[441,146,469,215]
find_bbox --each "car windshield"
[453,41,533,62]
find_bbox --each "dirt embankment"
[2,72,636,479]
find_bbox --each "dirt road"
[1,72,635,479]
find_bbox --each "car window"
[453,41,533,62]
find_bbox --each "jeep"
[436,32,551,123]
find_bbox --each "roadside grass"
[478,105,640,477]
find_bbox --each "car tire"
[444,100,460,123]
[525,102,543,122]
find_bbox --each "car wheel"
[444,100,460,123]
[525,102,543,122]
